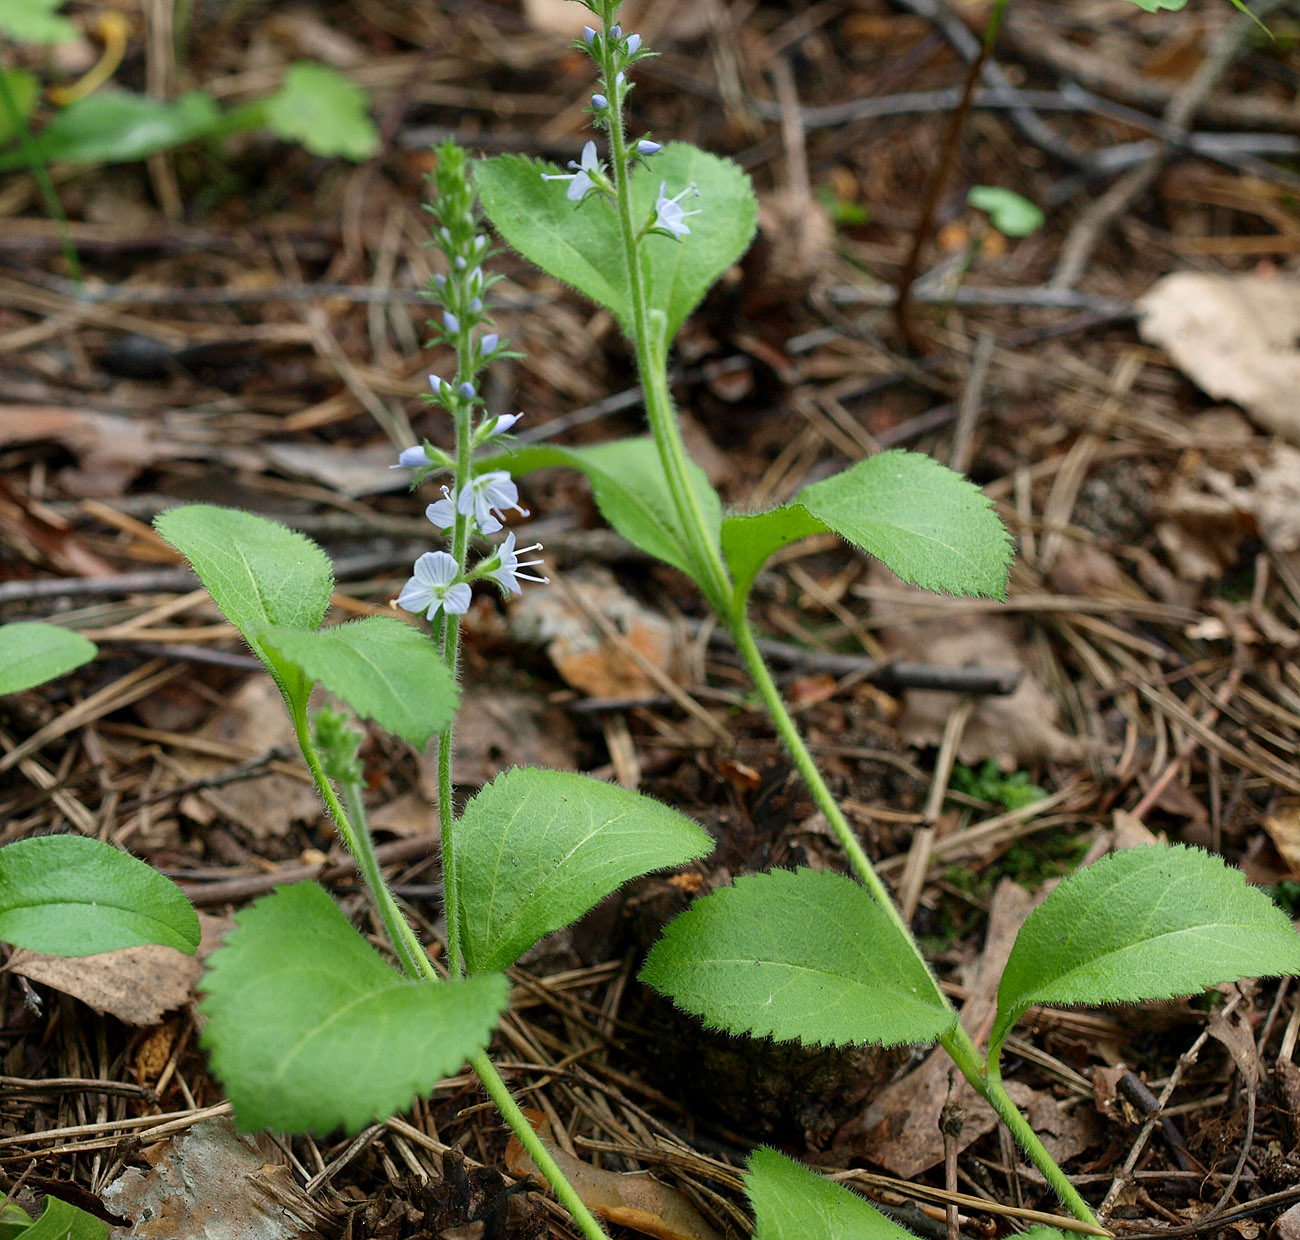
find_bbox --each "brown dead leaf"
[429,687,579,788]
[1138,273,1300,440]
[508,568,679,698]
[1266,803,1300,876]
[175,677,319,839]
[9,945,200,1026]
[842,881,1056,1175]
[104,1117,337,1239]
[521,0,583,34]
[505,1131,722,1240]
[0,406,185,497]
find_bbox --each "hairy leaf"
[992,845,1300,1061]
[11,1195,107,1240]
[641,869,954,1047]
[457,768,712,973]
[155,504,334,711]
[0,835,199,956]
[265,63,378,161]
[722,507,827,603]
[0,622,96,695]
[260,617,458,749]
[475,142,756,340]
[797,451,1012,599]
[500,438,722,589]
[747,1147,918,1240]
[201,882,509,1133]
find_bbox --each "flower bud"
[480,332,499,355]
[636,139,661,156]
[459,381,476,400]
[626,33,641,54]
[443,311,460,334]
[592,93,608,110]
[583,25,597,46]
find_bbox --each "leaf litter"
[5,0,1300,1237]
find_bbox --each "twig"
[1052,0,1285,289]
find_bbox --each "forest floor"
[5,0,1300,1237]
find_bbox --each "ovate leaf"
[967,186,1044,238]
[722,507,828,603]
[476,142,757,341]
[0,90,220,171]
[0,622,96,694]
[260,617,458,749]
[475,152,628,327]
[747,1147,917,1240]
[265,62,378,161]
[641,868,954,1047]
[457,768,712,973]
[797,450,1011,599]
[991,845,1300,1062]
[13,1196,107,1240]
[201,882,509,1133]
[0,835,199,956]
[499,438,723,595]
[0,0,77,44]
[154,504,334,711]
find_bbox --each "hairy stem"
[294,706,427,978]
[601,30,732,616]
[469,1049,610,1240]
[943,1024,1103,1229]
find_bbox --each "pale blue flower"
[541,140,605,202]
[482,412,522,439]
[652,181,701,237]
[425,486,461,530]
[459,470,527,530]
[397,551,471,618]
[393,445,428,469]
[486,531,548,595]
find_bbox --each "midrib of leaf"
[0,897,183,936]
[1020,920,1290,1001]
[271,973,410,1082]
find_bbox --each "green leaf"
[747,1148,917,1240]
[476,141,757,340]
[641,868,954,1047]
[0,69,40,145]
[259,617,458,749]
[457,768,713,973]
[475,151,627,327]
[722,506,828,603]
[500,438,722,588]
[967,186,1044,238]
[0,0,77,44]
[201,882,509,1134]
[1124,0,1188,9]
[154,504,334,712]
[797,450,1012,599]
[0,90,220,171]
[0,835,199,957]
[0,622,96,695]
[991,845,1300,1061]
[12,1197,107,1240]
[264,62,378,161]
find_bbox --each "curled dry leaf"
[104,1117,338,1240]
[505,1128,722,1240]
[1138,272,1300,440]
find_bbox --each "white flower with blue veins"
[542,140,606,202]
[397,551,471,619]
[459,470,528,531]
[486,531,548,595]
[651,181,701,238]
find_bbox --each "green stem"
[294,705,427,978]
[469,1049,610,1240]
[601,36,731,617]
[942,1024,1102,1229]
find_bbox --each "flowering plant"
[135,4,1300,1240]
